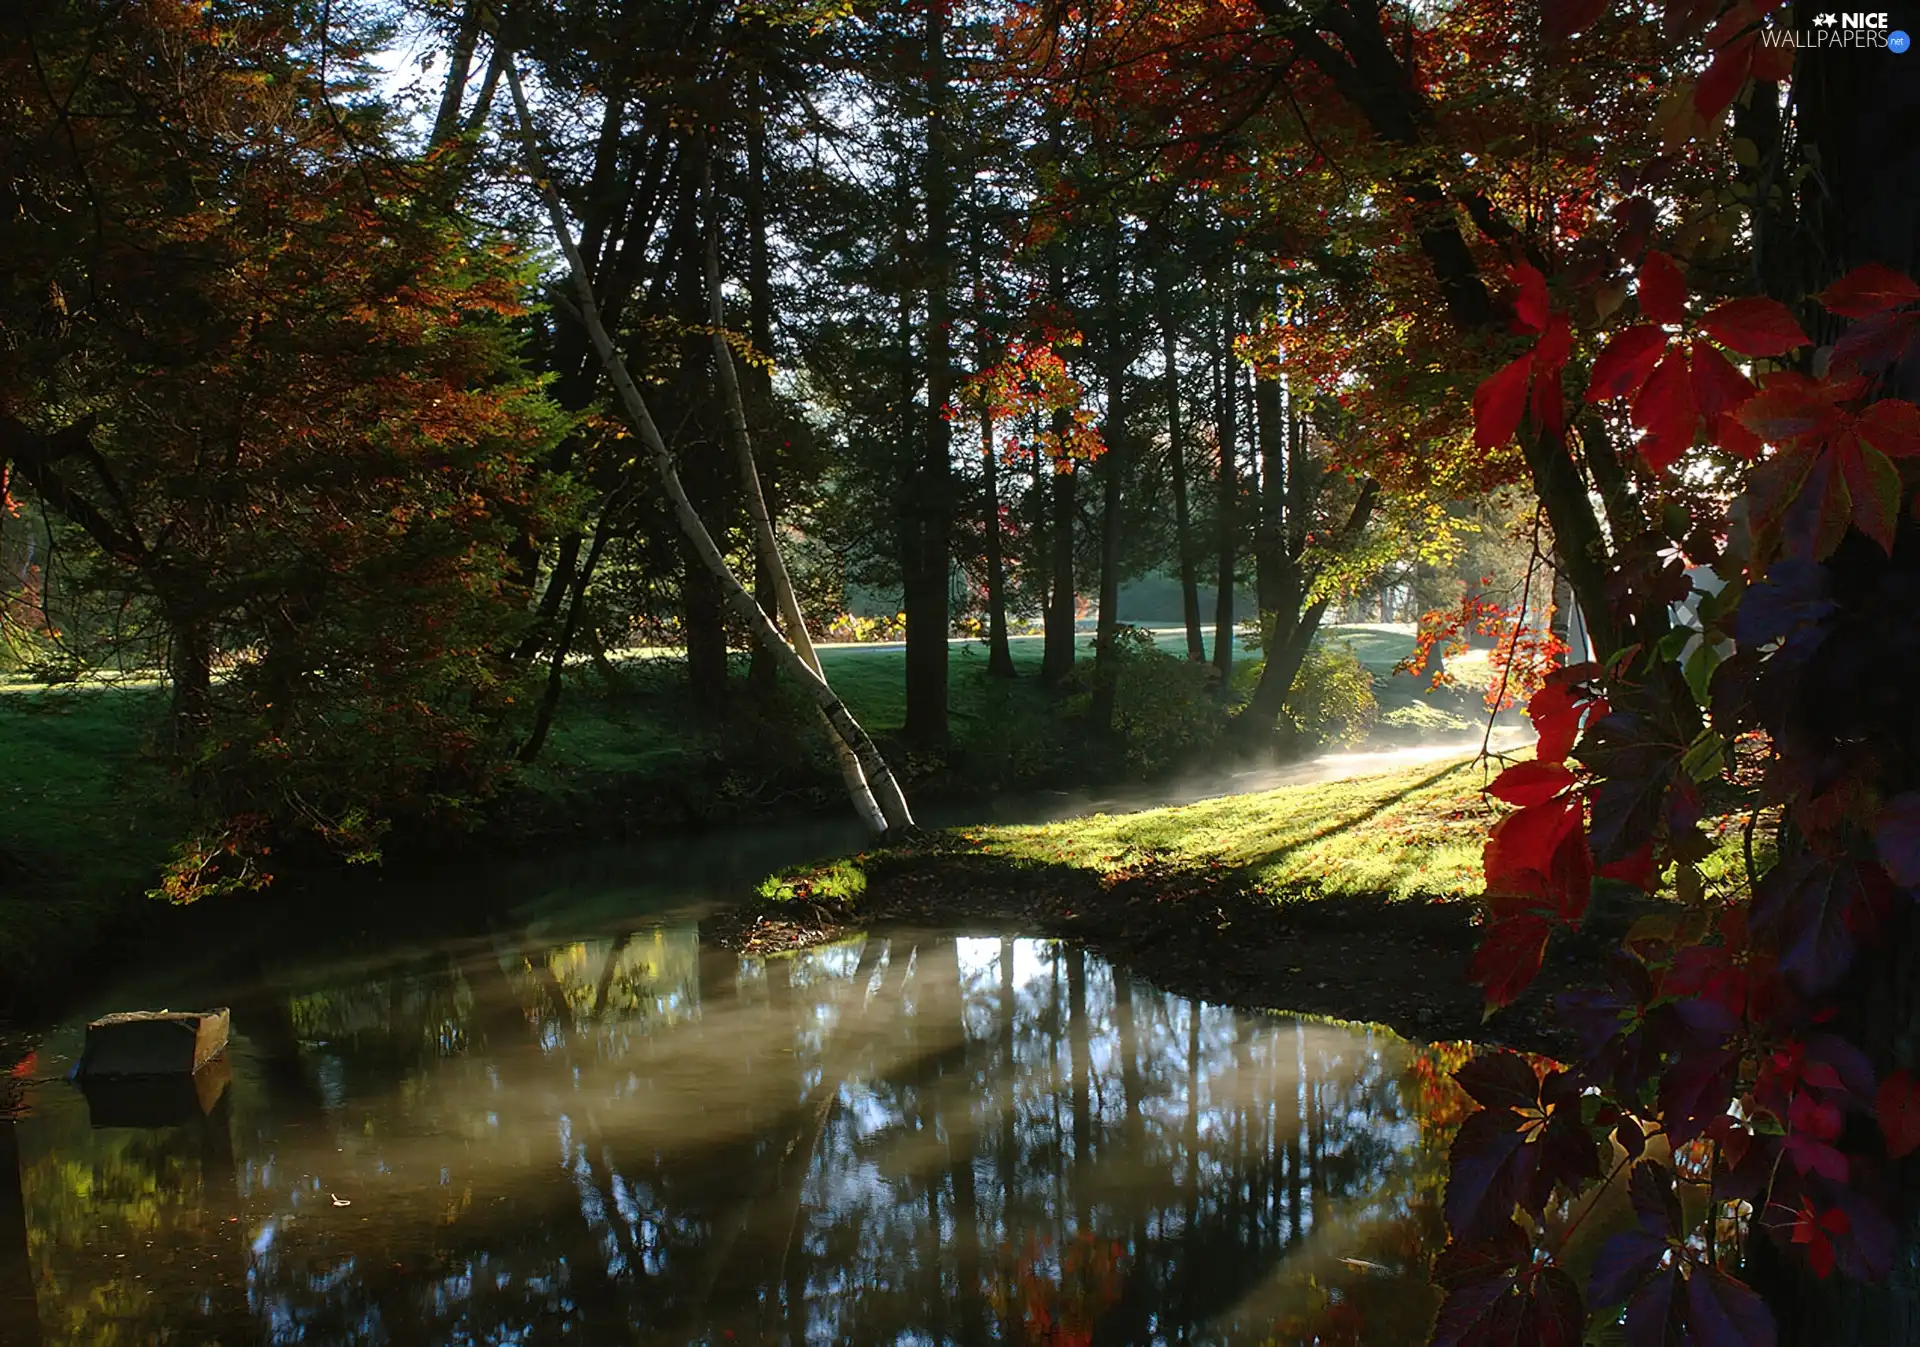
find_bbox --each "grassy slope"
[760,754,1501,909]
[0,684,186,993]
[970,755,1498,902]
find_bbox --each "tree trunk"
[1252,338,1285,621]
[903,0,953,748]
[1089,247,1127,735]
[744,88,780,696]
[702,192,900,833]
[506,61,912,836]
[1165,284,1203,661]
[1041,450,1077,686]
[428,1,483,151]
[982,407,1016,678]
[1213,280,1239,681]
[1242,481,1381,733]
[518,527,610,764]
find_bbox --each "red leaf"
[1832,310,1920,379]
[1487,794,1584,894]
[1534,312,1573,375]
[1875,793,1920,888]
[1685,1265,1778,1347]
[1531,368,1566,439]
[1856,398,1920,459]
[1586,324,1669,402]
[1817,262,1920,319]
[1456,1049,1543,1110]
[1546,0,1608,42]
[1597,842,1658,892]
[1690,338,1755,421]
[1488,759,1576,807]
[1638,250,1688,326]
[1712,412,1765,460]
[1736,373,1842,448]
[1840,436,1901,553]
[1877,1070,1920,1158]
[1694,32,1754,123]
[1475,352,1535,449]
[1701,296,1810,357]
[1472,914,1553,1010]
[1633,347,1698,471]
[1512,262,1550,334]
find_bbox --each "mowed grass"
[0,683,187,993]
[968,755,1499,902]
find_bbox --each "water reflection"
[8,931,1456,1345]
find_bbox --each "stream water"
[0,805,1474,1345]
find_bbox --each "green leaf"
[1681,729,1726,783]
[1683,641,1723,706]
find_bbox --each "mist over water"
[1002,729,1529,825]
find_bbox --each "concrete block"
[78,1008,230,1078]
[82,1056,232,1128]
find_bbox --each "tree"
[1,0,567,889]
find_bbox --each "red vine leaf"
[1545,0,1609,43]
[1689,338,1755,422]
[1685,1264,1777,1347]
[1474,352,1534,449]
[1471,914,1553,1011]
[1875,793,1920,889]
[1700,297,1809,358]
[1587,324,1669,402]
[1512,262,1550,335]
[1487,759,1576,807]
[1876,1070,1920,1158]
[1816,262,1920,319]
[1855,398,1920,460]
[1638,251,1688,326]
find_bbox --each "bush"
[1108,626,1225,773]
[1282,640,1378,748]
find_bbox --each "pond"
[0,843,1466,1345]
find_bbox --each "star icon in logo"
[1813,11,1837,24]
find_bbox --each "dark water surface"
[0,838,1463,1345]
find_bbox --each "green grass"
[967,755,1499,902]
[0,684,187,997]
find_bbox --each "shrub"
[1255,639,1378,749]
[1108,626,1224,773]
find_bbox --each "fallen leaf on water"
[331,1194,351,1207]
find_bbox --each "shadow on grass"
[1231,758,1481,878]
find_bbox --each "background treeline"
[0,0,1538,893]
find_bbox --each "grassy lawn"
[968,755,1499,902]
[0,683,187,998]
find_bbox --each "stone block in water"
[78,1008,230,1078]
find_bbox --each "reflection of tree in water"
[14,930,1451,1344]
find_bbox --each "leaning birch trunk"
[505,62,912,836]
[701,220,912,832]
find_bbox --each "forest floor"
[711,754,1731,1056]
[0,624,1494,1013]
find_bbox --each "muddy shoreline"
[703,840,1616,1056]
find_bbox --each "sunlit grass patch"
[757,856,870,905]
[977,756,1501,902]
